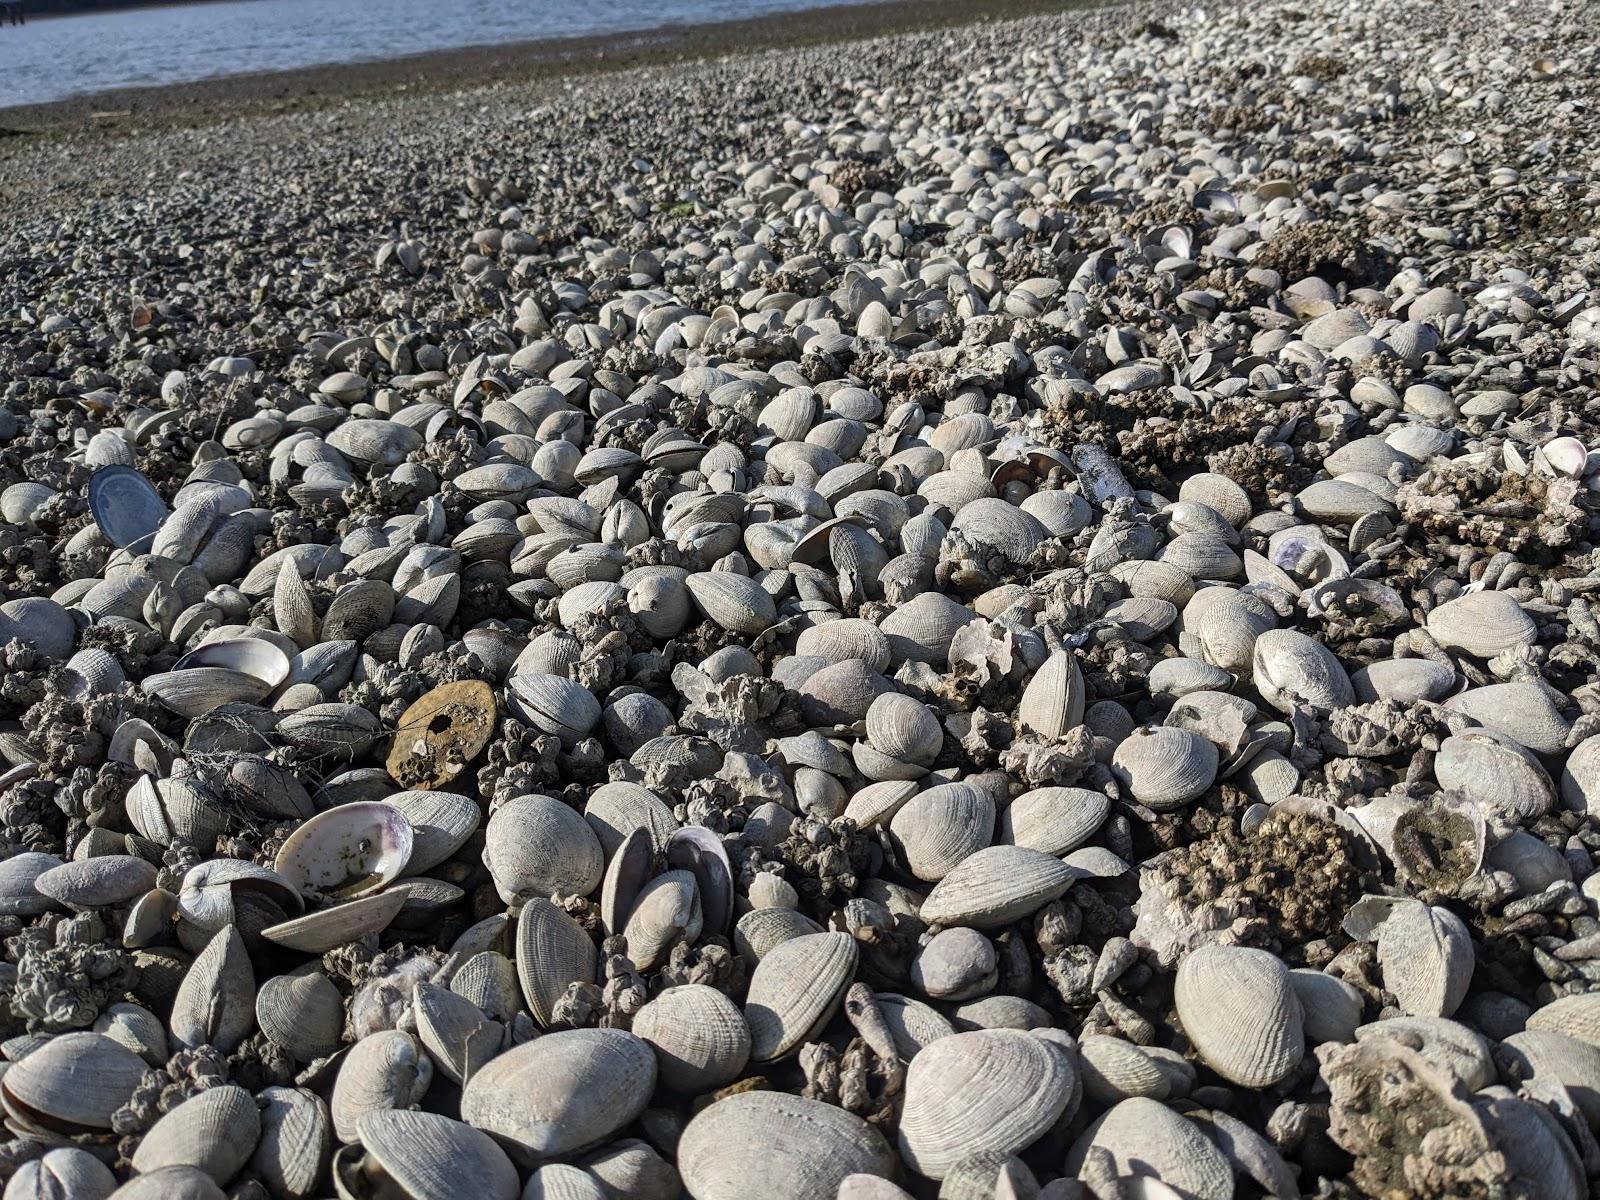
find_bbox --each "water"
[0,0,871,109]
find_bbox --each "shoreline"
[0,0,1090,135]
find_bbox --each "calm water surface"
[0,0,872,108]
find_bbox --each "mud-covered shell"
[744,931,858,1061]
[632,984,752,1094]
[998,786,1109,856]
[1110,726,1218,810]
[1377,900,1474,1017]
[459,1029,655,1162]
[919,845,1079,929]
[1425,591,1537,658]
[898,1029,1077,1181]
[1067,1098,1232,1200]
[1354,1016,1494,1091]
[677,1091,895,1200]
[1174,945,1305,1087]
[131,1084,260,1183]
[888,783,994,881]
[485,793,604,904]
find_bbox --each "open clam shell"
[89,464,169,549]
[274,802,414,900]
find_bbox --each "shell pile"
[0,0,1598,1195]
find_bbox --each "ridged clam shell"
[1178,472,1252,526]
[143,667,273,717]
[412,981,502,1086]
[1147,656,1233,700]
[93,1002,168,1065]
[621,869,702,970]
[1527,994,1600,1047]
[105,1166,226,1200]
[1174,945,1304,1087]
[744,931,857,1061]
[889,783,994,881]
[385,790,480,874]
[733,905,824,964]
[1191,591,1276,674]
[1377,900,1473,1017]
[1496,1030,1600,1128]
[1,1031,146,1129]
[325,419,422,466]
[1251,628,1353,713]
[1078,1035,1170,1104]
[1110,726,1218,809]
[684,571,776,634]
[330,1029,432,1143]
[350,1110,519,1200]
[898,1029,1076,1181]
[460,1029,655,1161]
[132,1084,259,1183]
[516,895,599,1027]
[632,983,752,1093]
[252,1087,330,1200]
[261,890,406,953]
[177,858,301,934]
[843,779,919,829]
[999,786,1109,856]
[949,497,1047,561]
[0,851,60,916]
[677,1092,895,1200]
[795,618,892,671]
[582,781,677,861]
[170,926,255,1053]
[1017,650,1085,740]
[485,793,603,904]
[1067,1098,1232,1200]
[506,672,602,744]
[34,854,157,908]
[1425,591,1537,658]
[1444,681,1570,756]
[874,992,956,1060]
[865,692,942,764]
[879,592,978,668]
[256,971,344,1061]
[1158,532,1242,579]
[919,845,1079,929]
[5,1148,117,1200]
[519,1165,609,1200]
[1434,729,1556,823]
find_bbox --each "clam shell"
[252,1087,331,1200]
[34,854,157,908]
[89,465,169,549]
[144,667,273,717]
[1434,729,1556,823]
[5,1148,117,1200]
[677,1092,895,1200]
[1377,900,1473,1017]
[998,787,1109,856]
[1110,726,1218,809]
[898,1029,1076,1181]
[1,1031,146,1130]
[330,1029,433,1143]
[889,783,995,881]
[875,992,956,1060]
[1425,591,1537,658]
[174,638,290,688]
[412,981,502,1086]
[744,931,858,1061]
[1351,657,1457,704]
[1527,994,1600,1048]
[256,971,344,1061]
[620,869,702,971]
[350,1110,519,1200]
[1068,1098,1232,1200]
[865,692,942,765]
[1017,650,1085,740]
[0,852,62,916]
[919,845,1079,929]
[261,890,406,953]
[520,1165,609,1200]
[485,793,603,904]
[274,801,414,900]
[516,895,599,1027]
[582,781,677,861]
[1496,1030,1600,1128]
[632,983,752,1093]
[1078,1035,1169,1104]
[684,571,776,634]
[1251,628,1353,713]
[132,1084,259,1184]
[105,1167,226,1200]
[506,672,602,745]
[1444,681,1570,756]
[733,905,824,964]
[1174,945,1305,1087]
[385,790,480,874]
[459,1029,655,1162]
[170,926,255,1053]
[879,592,978,668]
